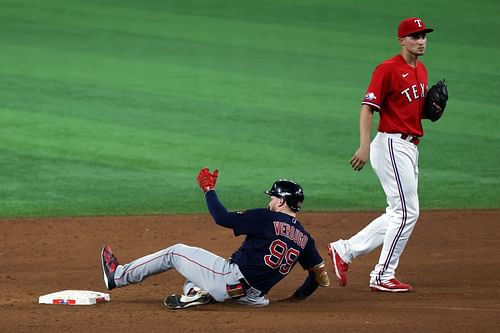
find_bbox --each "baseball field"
[1,0,499,332]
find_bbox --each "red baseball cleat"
[327,243,348,286]
[101,245,119,290]
[370,278,413,292]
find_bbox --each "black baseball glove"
[424,79,448,122]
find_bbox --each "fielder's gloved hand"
[424,79,448,122]
[197,167,219,192]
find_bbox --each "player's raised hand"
[197,167,217,192]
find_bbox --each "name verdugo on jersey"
[273,221,309,249]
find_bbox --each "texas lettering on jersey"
[400,83,426,103]
[366,81,426,105]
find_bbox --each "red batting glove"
[211,169,219,187]
[197,167,216,192]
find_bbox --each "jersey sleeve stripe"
[362,101,380,110]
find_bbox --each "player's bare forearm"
[350,105,374,171]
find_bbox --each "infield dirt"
[1,210,499,332]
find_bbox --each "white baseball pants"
[334,132,420,282]
[112,243,269,306]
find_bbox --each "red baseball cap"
[398,17,434,38]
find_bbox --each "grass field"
[1,0,499,217]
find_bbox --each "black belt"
[400,134,420,145]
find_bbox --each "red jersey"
[362,54,428,137]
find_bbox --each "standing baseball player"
[328,17,442,292]
[101,167,329,308]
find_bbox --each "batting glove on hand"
[211,169,219,187]
[197,167,218,192]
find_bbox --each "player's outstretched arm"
[279,271,318,302]
[197,167,237,229]
[279,262,330,302]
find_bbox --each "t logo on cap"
[398,17,434,38]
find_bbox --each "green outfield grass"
[1,0,499,217]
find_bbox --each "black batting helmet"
[265,179,304,212]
